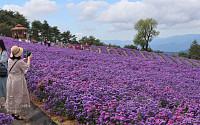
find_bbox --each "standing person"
[0,39,8,106]
[5,46,32,120]
[15,35,18,42]
[16,34,19,40]
[44,39,47,45]
[47,40,51,47]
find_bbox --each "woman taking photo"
[5,45,32,120]
[0,39,8,106]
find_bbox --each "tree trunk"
[142,46,145,50]
[145,25,152,51]
[145,40,148,51]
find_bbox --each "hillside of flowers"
[1,37,200,124]
[57,43,200,68]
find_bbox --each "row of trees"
[0,9,107,46]
[31,20,121,46]
[30,20,105,45]
[30,18,159,48]
[31,20,81,44]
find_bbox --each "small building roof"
[11,24,28,31]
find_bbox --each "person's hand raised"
[28,54,32,59]
[22,58,28,61]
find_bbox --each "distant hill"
[164,50,189,56]
[101,34,200,52]
[101,40,133,47]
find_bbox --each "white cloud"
[66,3,74,9]
[3,0,58,21]
[75,32,82,36]
[97,0,145,23]
[108,23,133,32]
[67,0,200,32]
[66,0,109,21]
[81,24,95,31]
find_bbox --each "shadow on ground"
[0,98,57,125]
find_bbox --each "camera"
[23,50,31,58]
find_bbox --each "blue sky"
[1,0,200,41]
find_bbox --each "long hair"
[0,39,7,52]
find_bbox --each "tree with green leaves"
[188,40,200,60]
[153,50,163,53]
[0,23,13,37]
[0,9,29,37]
[31,20,61,42]
[79,36,105,46]
[42,20,50,40]
[124,45,138,50]
[61,30,77,44]
[133,18,159,51]
[178,52,188,58]
[79,36,88,45]
[51,26,60,42]
[31,20,43,41]
[106,43,121,48]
